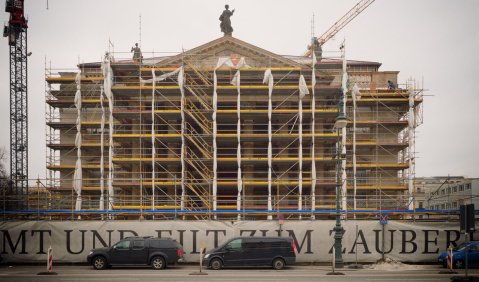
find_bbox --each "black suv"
[87,236,184,270]
[203,237,296,270]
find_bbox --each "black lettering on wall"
[206,230,226,248]
[190,230,199,254]
[91,230,113,249]
[422,230,439,254]
[31,230,51,254]
[1,230,27,254]
[373,229,396,254]
[400,230,417,254]
[349,229,371,254]
[328,229,347,254]
[177,230,186,246]
[155,230,172,238]
[445,230,461,248]
[287,230,313,254]
[239,230,256,236]
[118,230,138,240]
[65,230,87,254]
[259,230,268,237]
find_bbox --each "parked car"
[87,236,184,270]
[438,241,479,268]
[203,236,296,270]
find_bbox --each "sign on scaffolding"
[379,213,388,225]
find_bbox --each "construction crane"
[305,0,375,57]
[3,0,29,197]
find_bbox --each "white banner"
[0,220,466,263]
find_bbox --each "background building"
[44,36,423,219]
[416,176,479,210]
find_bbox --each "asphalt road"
[0,264,478,281]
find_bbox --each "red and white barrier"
[447,245,453,270]
[47,246,53,273]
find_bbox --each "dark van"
[203,237,296,270]
[87,236,184,270]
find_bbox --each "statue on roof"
[219,4,235,36]
[131,43,142,62]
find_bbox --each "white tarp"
[73,71,82,211]
[263,69,274,219]
[340,42,348,211]
[151,70,156,209]
[298,75,310,213]
[99,87,105,210]
[311,53,317,217]
[408,86,415,209]
[352,83,361,211]
[102,55,114,210]
[0,220,467,263]
[179,67,186,210]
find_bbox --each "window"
[115,240,131,250]
[226,239,242,250]
[447,187,451,194]
[453,186,458,193]
[460,185,465,191]
[453,202,458,208]
[418,201,423,209]
[441,190,445,195]
[132,240,145,250]
[466,184,471,190]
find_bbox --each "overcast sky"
[0,0,478,182]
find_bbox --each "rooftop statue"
[219,4,235,36]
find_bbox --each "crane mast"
[3,0,28,197]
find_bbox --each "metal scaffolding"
[38,36,424,220]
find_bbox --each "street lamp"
[333,89,347,268]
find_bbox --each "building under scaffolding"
[43,36,423,220]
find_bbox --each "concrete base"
[37,272,58,275]
[348,263,364,269]
[189,271,208,275]
[326,271,345,275]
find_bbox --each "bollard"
[37,246,57,275]
[189,246,208,275]
[327,246,344,275]
[439,244,457,274]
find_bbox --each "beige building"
[45,36,423,219]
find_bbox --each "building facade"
[45,36,423,219]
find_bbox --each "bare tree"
[0,147,12,195]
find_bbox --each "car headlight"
[88,250,93,255]
[204,254,210,259]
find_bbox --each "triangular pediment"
[157,36,305,69]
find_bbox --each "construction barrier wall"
[0,220,463,263]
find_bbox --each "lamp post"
[333,88,347,269]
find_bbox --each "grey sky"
[0,0,478,182]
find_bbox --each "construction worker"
[387,80,396,90]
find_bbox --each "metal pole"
[382,223,385,260]
[334,128,344,268]
[355,224,358,264]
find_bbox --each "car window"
[132,240,145,250]
[226,239,242,250]
[115,240,131,250]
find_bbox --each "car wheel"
[210,258,223,270]
[272,258,285,270]
[454,259,464,269]
[92,256,107,270]
[151,256,166,270]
